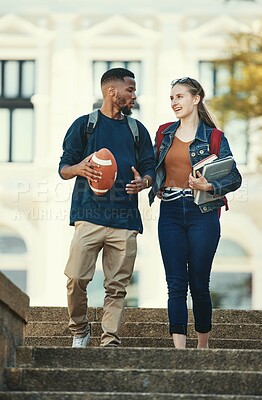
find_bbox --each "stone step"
[25,321,262,340]
[24,336,262,349]
[28,307,262,324]
[6,368,262,395]
[4,307,262,399]
[1,392,262,400]
[15,347,262,371]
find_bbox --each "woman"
[149,77,242,349]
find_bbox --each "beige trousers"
[64,221,138,347]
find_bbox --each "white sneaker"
[72,332,91,348]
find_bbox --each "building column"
[49,13,78,163]
[156,14,185,124]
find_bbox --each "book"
[192,153,218,177]
[193,156,234,205]
[192,154,218,197]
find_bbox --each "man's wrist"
[143,177,149,189]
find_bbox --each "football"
[89,148,118,195]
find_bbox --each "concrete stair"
[2,307,262,399]
[25,307,262,349]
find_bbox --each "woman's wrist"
[205,182,213,192]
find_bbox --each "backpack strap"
[85,111,140,165]
[85,110,99,140]
[210,128,223,156]
[156,122,174,155]
[210,127,229,214]
[125,115,140,165]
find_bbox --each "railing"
[0,271,29,390]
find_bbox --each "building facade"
[0,0,262,308]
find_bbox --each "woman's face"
[170,84,199,119]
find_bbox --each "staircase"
[1,307,262,399]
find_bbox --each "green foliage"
[208,30,262,127]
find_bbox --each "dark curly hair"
[101,68,135,86]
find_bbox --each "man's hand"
[60,154,102,181]
[157,188,164,199]
[126,166,144,194]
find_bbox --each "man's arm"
[60,155,102,182]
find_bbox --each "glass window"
[225,119,248,165]
[21,61,35,98]
[2,270,27,292]
[234,61,245,81]
[93,61,107,98]
[216,66,231,96]
[86,269,139,307]
[4,61,20,98]
[0,228,28,293]
[0,62,2,97]
[86,270,103,306]
[0,108,10,162]
[0,235,27,254]
[0,60,35,162]
[110,61,126,69]
[93,61,141,113]
[0,227,27,254]
[211,272,252,309]
[125,271,139,307]
[199,61,231,98]
[128,61,141,95]
[12,109,34,162]
[216,238,248,257]
[199,61,214,99]
[199,60,248,165]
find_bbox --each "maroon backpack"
[156,123,228,215]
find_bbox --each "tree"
[208,29,262,164]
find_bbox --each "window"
[0,226,28,292]
[0,235,27,254]
[86,270,139,307]
[199,60,248,164]
[1,270,27,292]
[216,238,249,258]
[93,61,141,118]
[211,238,251,309]
[211,272,252,309]
[224,0,255,2]
[199,61,231,99]
[0,60,35,162]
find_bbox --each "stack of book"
[192,155,234,205]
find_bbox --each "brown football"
[89,148,117,195]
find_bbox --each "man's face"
[113,77,137,115]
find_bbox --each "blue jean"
[158,195,220,335]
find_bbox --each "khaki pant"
[64,221,138,347]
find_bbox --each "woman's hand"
[188,171,213,192]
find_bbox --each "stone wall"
[0,272,29,390]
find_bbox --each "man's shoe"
[72,332,91,348]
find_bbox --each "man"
[59,68,155,347]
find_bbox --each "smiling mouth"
[174,107,182,112]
